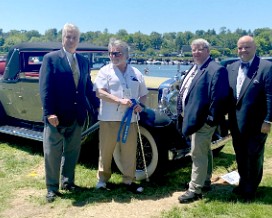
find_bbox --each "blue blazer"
[227,55,272,135]
[182,57,229,136]
[39,48,99,127]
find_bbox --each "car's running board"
[168,134,232,161]
[211,134,232,150]
[0,125,43,141]
[0,122,101,142]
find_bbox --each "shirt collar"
[63,47,76,59]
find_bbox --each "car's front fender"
[139,107,172,128]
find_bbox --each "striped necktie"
[71,55,79,88]
[176,66,198,115]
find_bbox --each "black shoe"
[126,183,144,194]
[46,191,62,203]
[61,183,82,192]
[241,193,255,203]
[178,190,202,203]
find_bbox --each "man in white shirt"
[93,38,148,193]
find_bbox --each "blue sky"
[1,0,271,35]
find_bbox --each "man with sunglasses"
[93,38,148,193]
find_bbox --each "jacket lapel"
[229,62,240,98]
[237,56,260,104]
[187,57,212,94]
[188,67,204,92]
[60,48,72,73]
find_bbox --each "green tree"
[116,29,129,41]
[3,35,25,52]
[131,32,149,52]
[25,30,41,40]
[149,32,162,50]
[44,28,58,41]
[210,49,221,58]
[1,26,272,59]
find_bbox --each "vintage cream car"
[0,42,230,181]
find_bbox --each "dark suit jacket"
[227,56,272,135]
[182,57,229,136]
[39,48,99,127]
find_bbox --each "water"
[131,64,192,78]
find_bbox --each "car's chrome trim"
[0,125,43,141]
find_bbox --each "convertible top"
[9,42,108,52]
[3,42,108,80]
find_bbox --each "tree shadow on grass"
[64,152,237,207]
[0,133,99,167]
[1,133,245,206]
[0,133,43,155]
[203,183,272,204]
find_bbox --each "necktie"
[71,55,79,88]
[177,66,198,115]
[241,62,250,69]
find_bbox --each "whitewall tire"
[113,126,159,181]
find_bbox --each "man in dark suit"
[39,23,99,203]
[227,35,272,202]
[177,38,229,203]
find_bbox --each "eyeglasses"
[65,35,79,41]
[109,52,123,57]
[192,47,208,53]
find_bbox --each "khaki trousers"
[97,121,137,184]
[188,123,216,194]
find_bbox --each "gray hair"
[108,38,130,59]
[191,38,210,49]
[62,23,80,42]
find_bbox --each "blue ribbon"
[117,99,137,143]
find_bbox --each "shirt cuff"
[264,120,272,124]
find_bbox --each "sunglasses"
[109,52,123,57]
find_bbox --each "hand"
[47,115,59,127]
[261,122,271,134]
[133,104,143,113]
[119,98,133,107]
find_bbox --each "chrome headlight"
[165,90,178,116]
[159,87,178,117]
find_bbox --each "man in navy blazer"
[39,23,99,203]
[177,39,229,203]
[227,35,272,202]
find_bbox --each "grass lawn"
[0,132,272,218]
